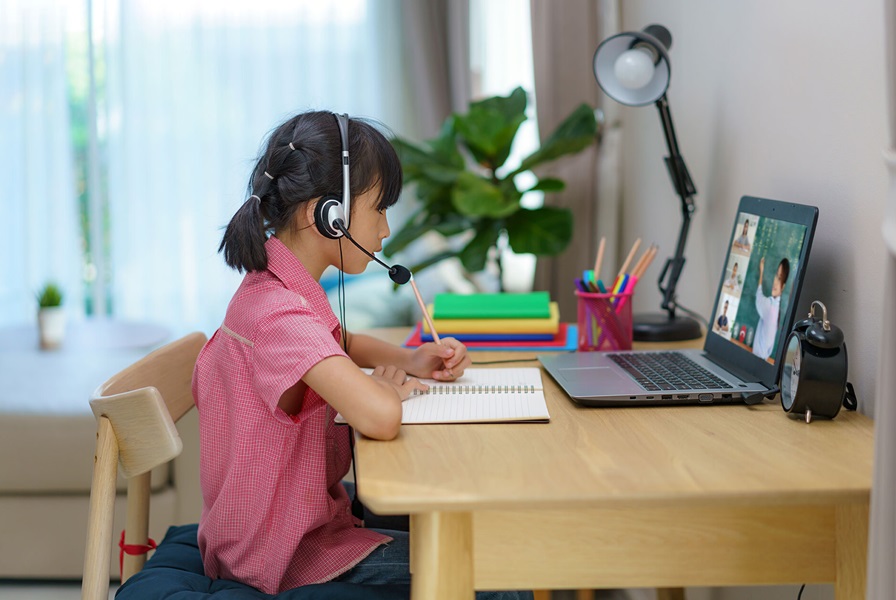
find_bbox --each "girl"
[193,111,529,599]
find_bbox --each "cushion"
[116,524,410,600]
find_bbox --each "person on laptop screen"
[752,256,790,360]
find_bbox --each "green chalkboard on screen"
[732,216,808,356]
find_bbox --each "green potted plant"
[36,282,65,350]
[384,86,598,290]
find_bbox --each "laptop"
[539,195,818,407]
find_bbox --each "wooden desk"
[353,329,874,599]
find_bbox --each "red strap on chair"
[119,530,157,576]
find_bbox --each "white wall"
[613,2,887,598]
[619,1,888,418]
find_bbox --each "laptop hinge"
[704,354,770,389]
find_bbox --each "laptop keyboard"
[608,352,731,392]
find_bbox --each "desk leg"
[410,511,474,600]
[835,503,869,600]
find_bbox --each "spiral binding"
[412,384,536,395]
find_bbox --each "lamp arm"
[654,95,697,318]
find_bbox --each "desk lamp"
[593,24,702,341]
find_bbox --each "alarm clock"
[780,301,848,423]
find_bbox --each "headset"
[313,113,352,239]
[312,112,411,285]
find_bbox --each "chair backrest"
[81,332,207,600]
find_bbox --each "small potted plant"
[36,282,65,350]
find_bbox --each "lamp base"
[633,312,703,342]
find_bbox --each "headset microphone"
[333,220,411,285]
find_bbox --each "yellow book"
[422,302,559,334]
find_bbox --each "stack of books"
[404,292,576,351]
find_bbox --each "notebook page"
[401,390,549,424]
[336,368,550,424]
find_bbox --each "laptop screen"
[705,198,816,384]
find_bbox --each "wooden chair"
[81,332,409,600]
[82,332,207,600]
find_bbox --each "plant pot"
[38,307,66,350]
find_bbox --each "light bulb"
[613,48,655,90]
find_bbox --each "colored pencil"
[633,244,658,279]
[594,236,606,281]
[616,238,642,280]
[410,277,441,344]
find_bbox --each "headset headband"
[335,113,350,229]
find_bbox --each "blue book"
[420,332,555,343]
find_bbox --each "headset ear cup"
[314,197,345,239]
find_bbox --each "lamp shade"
[593,24,672,106]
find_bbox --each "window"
[2,1,538,329]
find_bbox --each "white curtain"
[0,0,83,327]
[98,0,409,335]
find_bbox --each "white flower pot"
[38,307,66,350]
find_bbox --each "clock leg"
[834,503,869,600]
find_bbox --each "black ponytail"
[218,110,403,272]
[218,194,268,273]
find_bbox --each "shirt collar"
[264,236,338,329]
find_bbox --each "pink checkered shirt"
[193,236,390,594]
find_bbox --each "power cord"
[797,583,805,599]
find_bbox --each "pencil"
[630,243,653,279]
[593,236,606,281]
[617,238,642,280]
[633,244,658,279]
[409,276,441,344]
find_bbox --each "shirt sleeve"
[755,284,772,318]
[252,301,348,415]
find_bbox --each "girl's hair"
[219,110,403,273]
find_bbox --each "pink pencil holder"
[575,289,633,352]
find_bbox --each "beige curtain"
[400,0,471,138]
[867,1,896,596]
[529,0,605,321]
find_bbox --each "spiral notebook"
[335,368,550,425]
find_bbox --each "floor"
[0,583,832,599]
[0,581,116,599]
[0,584,636,599]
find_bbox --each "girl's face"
[340,184,391,275]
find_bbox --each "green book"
[432,292,551,320]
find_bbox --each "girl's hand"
[369,365,429,400]
[410,337,472,381]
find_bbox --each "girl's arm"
[344,330,472,381]
[344,330,414,368]
[301,354,427,440]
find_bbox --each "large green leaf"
[451,172,519,218]
[505,206,573,256]
[459,222,502,273]
[527,177,566,193]
[391,137,461,185]
[432,213,470,237]
[413,179,454,212]
[455,87,528,169]
[515,104,597,175]
[383,210,469,257]
[428,116,464,169]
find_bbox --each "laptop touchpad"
[558,367,634,395]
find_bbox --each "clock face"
[781,334,801,410]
